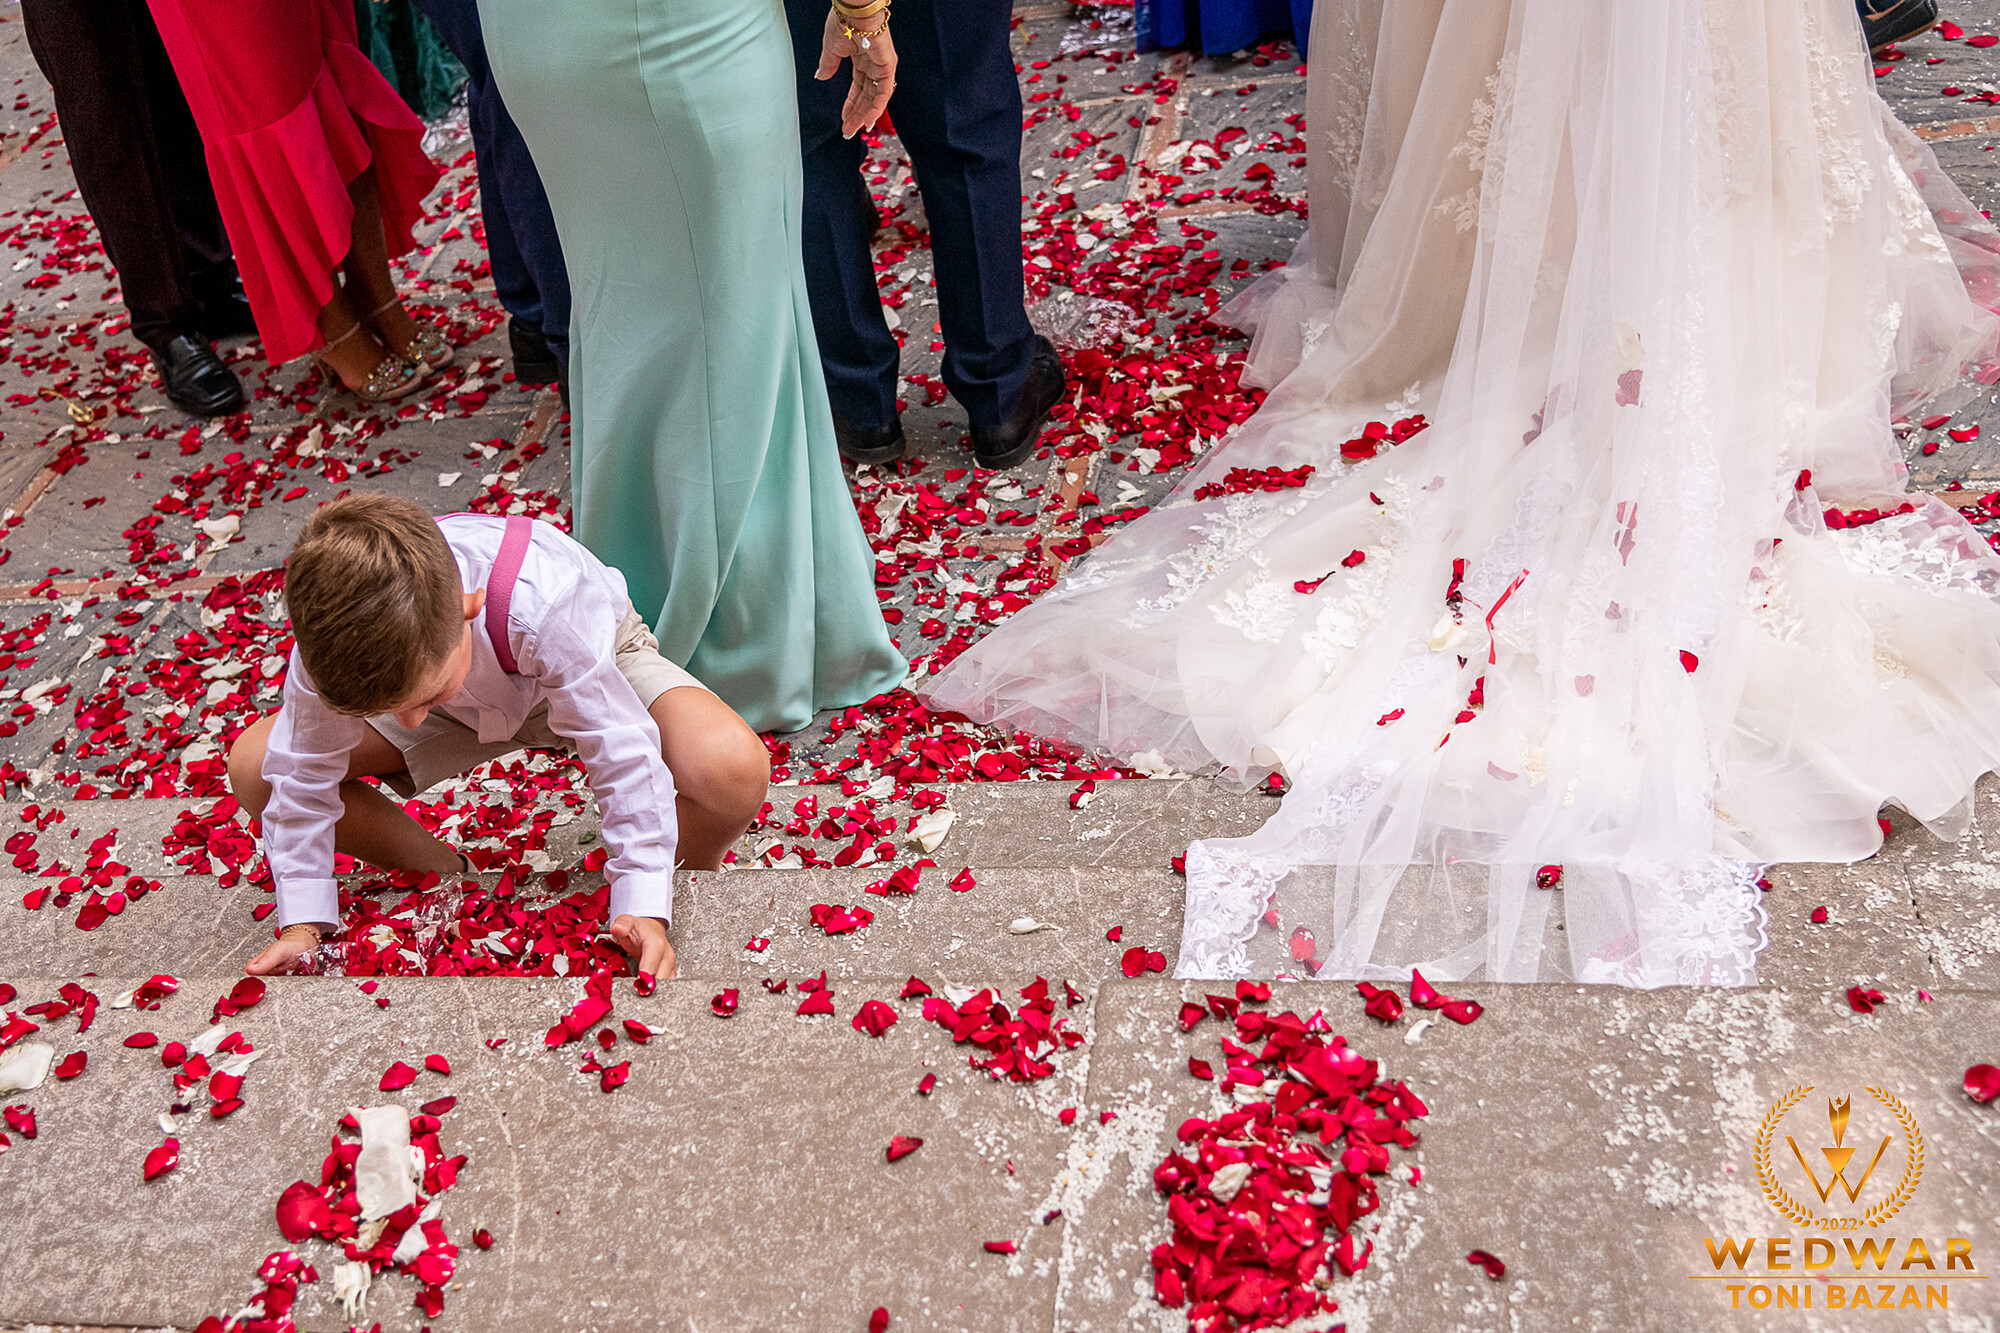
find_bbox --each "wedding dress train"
[924,0,2000,984]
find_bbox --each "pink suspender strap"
[483,515,534,674]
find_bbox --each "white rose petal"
[353,1105,419,1221]
[0,1042,55,1092]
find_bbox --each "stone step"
[0,774,1273,877]
[0,850,1980,994]
[1,975,1993,1332]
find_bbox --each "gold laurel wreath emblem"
[1753,1085,1818,1227]
[1858,1086,1922,1228]
[1751,1084,1923,1229]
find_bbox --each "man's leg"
[21,0,206,348]
[783,0,903,435]
[413,0,572,377]
[227,714,464,877]
[22,0,243,414]
[883,0,1037,432]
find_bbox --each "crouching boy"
[228,494,770,980]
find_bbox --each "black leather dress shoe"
[971,335,1066,471]
[151,332,244,417]
[1860,0,1937,53]
[508,316,562,386]
[832,411,907,466]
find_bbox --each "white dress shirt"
[261,514,679,930]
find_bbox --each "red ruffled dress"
[146,0,443,363]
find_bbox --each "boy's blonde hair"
[285,494,464,715]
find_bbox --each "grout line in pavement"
[1909,114,2000,143]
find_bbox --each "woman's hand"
[816,6,897,139]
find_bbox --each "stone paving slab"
[0,973,1093,1333]
[4,976,1995,1332]
[1065,982,2000,1333]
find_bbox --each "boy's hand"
[245,925,327,976]
[610,914,676,981]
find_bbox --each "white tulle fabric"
[925,0,2000,985]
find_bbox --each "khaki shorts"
[369,606,706,797]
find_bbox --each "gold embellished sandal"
[365,296,456,372]
[313,320,429,404]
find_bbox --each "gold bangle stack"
[832,0,890,47]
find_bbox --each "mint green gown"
[477,0,906,733]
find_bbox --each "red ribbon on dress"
[1484,570,1530,665]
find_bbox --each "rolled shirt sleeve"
[517,577,680,924]
[262,653,367,929]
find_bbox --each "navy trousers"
[411,0,571,367]
[783,0,1033,432]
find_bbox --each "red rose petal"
[274,1180,332,1242]
[983,1240,1018,1255]
[1409,969,1446,1009]
[1105,925,1123,942]
[1535,864,1563,890]
[1188,1057,1214,1080]
[1468,1249,1507,1279]
[474,1228,495,1249]
[600,1060,630,1093]
[379,1061,418,1091]
[1120,945,1147,977]
[947,868,976,893]
[899,976,933,999]
[1358,982,1403,1023]
[210,1097,244,1118]
[796,989,833,1017]
[160,1041,186,1067]
[1810,906,1830,924]
[622,1019,654,1043]
[711,989,739,1017]
[1288,926,1316,962]
[852,1000,900,1037]
[870,1308,890,1333]
[142,1137,179,1181]
[1965,1064,2000,1104]
[886,1135,923,1162]
[916,1072,936,1096]
[1058,1107,1077,1125]
[1846,985,1887,1014]
[124,1032,158,1048]
[1145,950,1167,973]
[421,1096,457,1116]
[52,1051,86,1079]
[1679,650,1699,673]
[633,972,657,996]
[1970,33,1998,48]
[424,1054,451,1075]
[1177,1002,1206,1032]
[1235,980,1270,1003]
[745,937,770,952]
[1440,998,1484,1025]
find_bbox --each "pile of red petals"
[809,902,875,935]
[921,977,1084,1082]
[1151,1000,1429,1328]
[1356,971,1485,1027]
[1338,415,1429,462]
[1191,464,1315,502]
[265,1100,468,1321]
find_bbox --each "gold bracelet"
[279,921,325,947]
[840,14,891,45]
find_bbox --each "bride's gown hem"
[923,0,2000,987]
